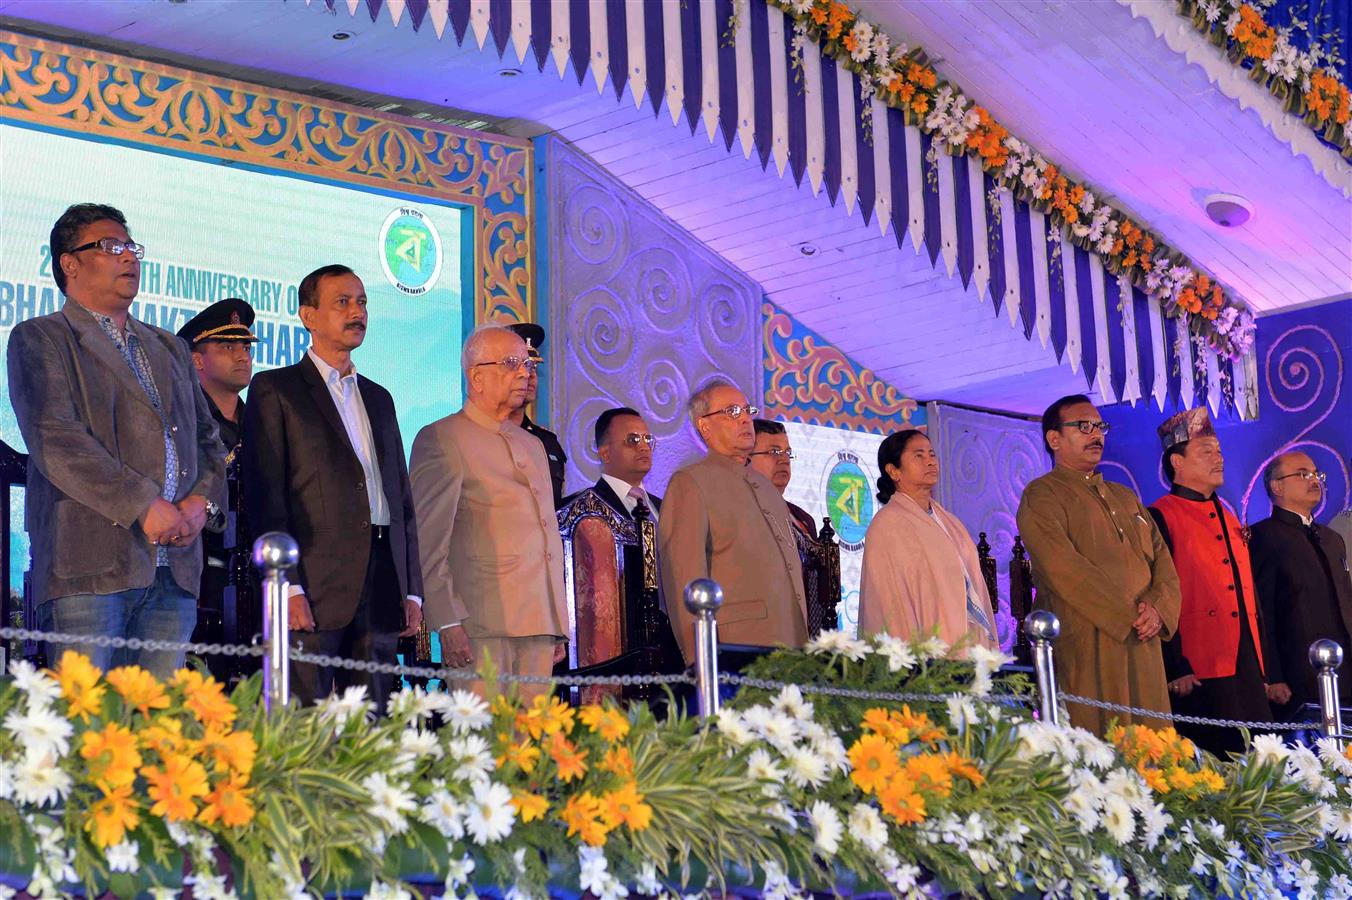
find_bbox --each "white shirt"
[601,473,658,522]
[307,349,389,527]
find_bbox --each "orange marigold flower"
[878,775,927,825]
[549,732,589,782]
[559,792,610,846]
[578,704,630,742]
[848,733,900,795]
[50,650,105,721]
[809,4,828,25]
[943,752,985,788]
[599,745,635,778]
[198,773,255,828]
[140,717,189,757]
[499,739,542,774]
[910,96,929,115]
[898,82,916,103]
[85,783,140,849]
[172,669,236,730]
[600,780,653,832]
[903,753,954,798]
[511,790,550,823]
[199,727,257,778]
[80,722,143,789]
[141,754,210,822]
[105,665,171,718]
[887,76,903,95]
[1142,767,1170,793]
[843,33,859,54]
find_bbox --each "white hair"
[688,378,736,421]
[460,322,519,374]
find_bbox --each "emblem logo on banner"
[379,207,443,296]
[822,449,874,552]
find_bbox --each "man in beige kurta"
[410,324,567,697]
[1016,395,1181,734]
[659,380,808,664]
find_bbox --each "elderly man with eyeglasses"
[409,323,568,699]
[657,379,808,665]
[8,203,225,678]
[1250,450,1352,721]
[1015,394,1181,735]
[749,419,816,538]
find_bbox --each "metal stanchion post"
[1311,639,1345,748]
[684,578,724,718]
[1026,610,1062,727]
[253,532,299,712]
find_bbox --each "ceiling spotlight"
[1204,192,1253,228]
[332,30,355,41]
[497,66,523,78]
[798,242,819,257]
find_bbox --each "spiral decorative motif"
[633,248,695,332]
[1267,326,1333,415]
[574,287,636,376]
[640,360,689,427]
[699,281,751,351]
[563,181,623,267]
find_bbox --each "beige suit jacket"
[659,452,808,663]
[409,401,567,640]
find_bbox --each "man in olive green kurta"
[1016,396,1182,735]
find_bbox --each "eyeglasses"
[1275,470,1327,484]
[473,356,540,374]
[1059,419,1111,435]
[699,404,759,421]
[749,448,795,460]
[68,238,145,260]
[617,433,657,448]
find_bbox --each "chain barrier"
[719,671,1032,706]
[287,647,696,688]
[1059,691,1308,731]
[0,625,266,658]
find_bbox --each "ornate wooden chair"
[795,517,842,636]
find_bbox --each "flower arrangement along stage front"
[3,634,1352,899]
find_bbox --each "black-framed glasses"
[1275,469,1327,484]
[1060,419,1111,435]
[617,433,656,448]
[699,404,759,421]
[473,356,540,374]
[750,448,795,460]
[68,238,145,260]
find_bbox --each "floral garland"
[765,0,1258,361]
[6,639,1352,897]
[1177,0,1351,157]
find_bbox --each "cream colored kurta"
[658,452,808,664]
[858,493,999,656]
[1016,464,1182,734]
[409,402,567,641]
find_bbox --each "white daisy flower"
[105,839,139,873]
[398,728,443,762]
[789,0,813,14]
[13,750,71,807]
[743,706,799,752]
[422,788,465,840]
[771,685,814,722]
[746,748,787,793]
[715,708,755,747]
[805,631,869,661]
[917,635,949,659]
[1101,794,1135,845]
[363,772,417,836]
[871,633,917,672]
[1334,809,1352,841]
[7,660,62,707]
[445,690,491,733]
[848,803,888,853]
[783,747,829,788]
[447,735,494,783]
[946,695,979,734]
[812,735,849,773]
[807,800,842,856]
[3,704,72,761]
[463,781,515,844]
[187,871,236,900]
[318,685,372,730]
[848,22,875,63]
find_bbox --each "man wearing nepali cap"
[1147,407,1271,754]
[506,322,568,507]
[177,298,259,680]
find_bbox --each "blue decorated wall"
[1098,299,1351,524]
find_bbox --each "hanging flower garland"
[1177,0,1351,157]
[766,0,1257,361]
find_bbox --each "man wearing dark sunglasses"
[591,406,661,522]
[8,203,225,677]
[1016,393,1181,735]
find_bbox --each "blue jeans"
[41,567,198,679]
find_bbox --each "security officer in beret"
[177,297,258,679]
[506,322,568,507]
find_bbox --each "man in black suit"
[241,264,423,709]
[1250,450,1352,720]
[750,419,817,538]
[591,407,661,520]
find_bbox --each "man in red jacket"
[1148,408,1272,755]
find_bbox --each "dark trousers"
[292,529,402,712]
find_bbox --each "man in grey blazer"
[7,203,225,677]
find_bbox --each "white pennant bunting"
[1090,254,1115,403]
[1061,233,1082,375]
[470,0,489,47]
[871,97,892,236]
[937,152,957,277]
[734,1,754,155]
[1117,273,1141,405]
[968,155,990,303]
[905,124,924,253]
[551,0,571,78]
[767,5,789,176]
[999,190,1019,328]
[625,0,646,108]
[699,0,720,141]
[508,0,528,61]
[803,40,824,194]
[663,0,685,126]
[837,69,858,213]
[1030,210,1051,348]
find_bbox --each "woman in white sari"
[858,429,999,655]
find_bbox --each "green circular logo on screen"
[379,207,442,296]
[823,450,873,552]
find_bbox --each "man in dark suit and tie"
[241,264,423,708]
[591,407,661,521]
[8,203,225,677]
[1251,450,1352,720]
